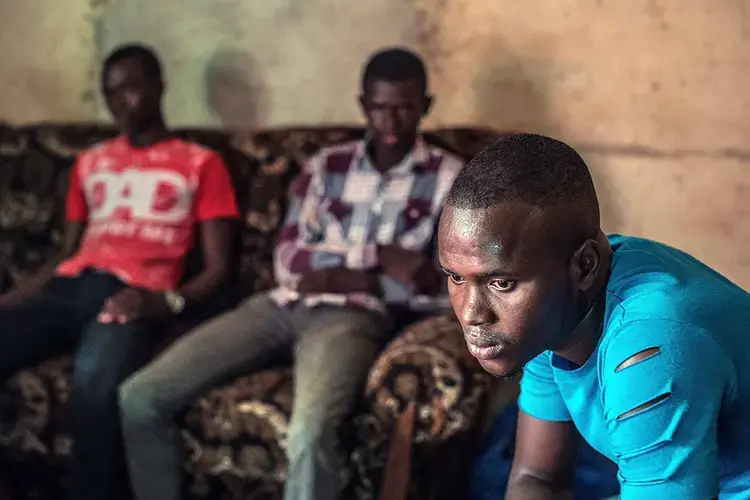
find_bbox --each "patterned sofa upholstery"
[0,124,503,500]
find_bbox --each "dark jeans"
[0,270,163,500]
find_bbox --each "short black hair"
[361,47,428,94]
[102,43,163,82]
[446,133,600,242]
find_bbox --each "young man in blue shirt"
[438,133,750,499]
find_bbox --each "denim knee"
[73,354,121,409]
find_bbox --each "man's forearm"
[177,265,231,304]
[376,244,440,291]
[335,268,381,296]
[0,260,60,307]
[296,267,381,296]
[273,240,351,290]
[506,475,573,500]
[0,221,85,307]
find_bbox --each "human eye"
[448,273,465,285]
[441,268,465,285]
[489,279,517,292]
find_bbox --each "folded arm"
[274,156,446,298]
[273,164,378,296]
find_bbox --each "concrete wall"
[0,0,748,288]
[0,0,97,122]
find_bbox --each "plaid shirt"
[269,138,464,314]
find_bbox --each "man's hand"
[378,245,442,294]
[97,288,169,324]
[0,292,14,310]
[378,245,425,283]
[297,268,380,296]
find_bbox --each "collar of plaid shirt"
[352,135,432,176]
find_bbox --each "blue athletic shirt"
[518,234,750,499]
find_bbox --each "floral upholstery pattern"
[0,123,504,499]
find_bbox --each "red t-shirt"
[57,136,239,291]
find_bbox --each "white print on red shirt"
[59,137,240,291]
[83,167,195,246]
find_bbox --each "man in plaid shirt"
[119,47,464,500]
[270,133,461,314]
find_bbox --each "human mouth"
[466,341,505,360]
[383,135,399,146]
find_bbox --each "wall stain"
[412,0,450,76]
[87,0,113,118]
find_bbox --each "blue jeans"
[0,270,163,500]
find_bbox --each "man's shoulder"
[160,138,223,165]
[606,233,749,326]
[144,139,227,177]
[315,140,362,161]
[316,140,362,156]
[303,140,362,175]
[78,135,124,159]
[422,142,466,172]
[417,142,465,198]
[74,137,126,173]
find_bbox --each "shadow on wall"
[473,42,621,230]
[205,48,267,129]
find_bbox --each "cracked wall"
[0,0,748,288]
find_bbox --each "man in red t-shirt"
[0,44,239,500]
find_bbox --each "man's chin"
[374,134,414,151]
[478,358,523,380]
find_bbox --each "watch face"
[165,291,185,314]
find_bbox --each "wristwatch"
[164,290,186,315]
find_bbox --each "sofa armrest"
[349,313,493,499]
[361,313,492,444]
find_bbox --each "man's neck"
[368,137,416,172]
[554,294,606,367]
[553,234,613,367]
[126,119,170,148]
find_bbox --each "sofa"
[0,124,504,500]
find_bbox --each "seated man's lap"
[72,320,164,396]
[0,283,77,378]
[0,271,161,385]
[290,305,392,423]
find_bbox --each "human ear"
[569,238,602,291]
[422,94,433,117]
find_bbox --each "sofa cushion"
[182,368,293,500]
[351,313,490,499]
